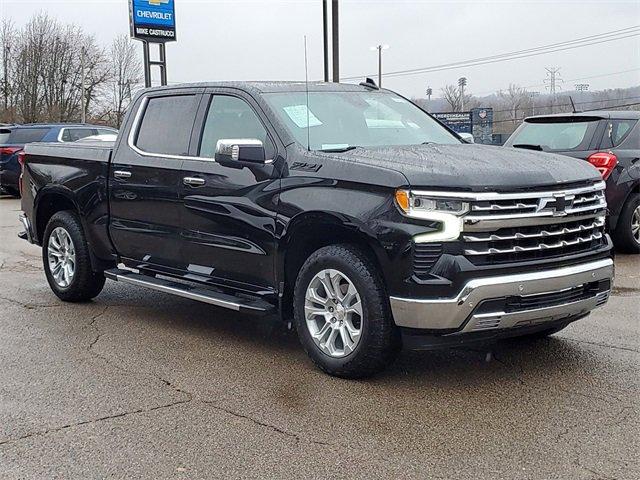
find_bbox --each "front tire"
[43,211,105,302]
[612,193,640,253]
[293,244,400,378]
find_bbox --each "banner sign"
[129,0,177,42]
[432,112,472,134]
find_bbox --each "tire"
[293,244,400,378]
[42,211,105,302]
[612,192,640,253]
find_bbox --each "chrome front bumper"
[390,258,614,333]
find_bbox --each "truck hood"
[324,144,601,191]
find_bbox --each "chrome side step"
[104,268,274,315]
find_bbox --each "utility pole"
[2,44,9,114]
[322,0,329,82]
[529,91,540,116]
[331,0,339,82]
[544,67,562,113]
[426,87,432,110]
[80,46,86,124]
[370,44,389,87]
[458,77,467,112]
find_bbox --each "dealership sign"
[129,0,176,42]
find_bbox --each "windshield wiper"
[512,143,545,151]
[318,146,359,153]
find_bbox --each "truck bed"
[25,141,114,162]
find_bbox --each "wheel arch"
[278,211,389,319]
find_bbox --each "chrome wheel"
[633,205,640,245]
[304,269,363,358]
[47,227,76,288]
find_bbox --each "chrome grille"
[462,182,607,264]
[466,182,606,222]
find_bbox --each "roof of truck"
[144,81,381,94]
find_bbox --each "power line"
[340,26,640,81]
[487,95,640,116]
[491,101,640,125]
[469,67,640,97]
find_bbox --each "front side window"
[135,95,199,156]
[199,95,272,158]
[263,90,459,151]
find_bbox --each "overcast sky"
[1,0,639,98]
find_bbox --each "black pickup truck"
[19,82,614,378]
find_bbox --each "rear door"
[178,90,282,297]
[109,89,204,272]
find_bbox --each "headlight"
[395,189,469,242]
[395,190,469,217]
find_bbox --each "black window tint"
[7,128,50,144]
[199,95,273,158]
[601,120,638,148]
[61,128,96,142]
[135,95,199,155]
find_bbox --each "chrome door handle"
[113,170,132,179]
[183,177,206,187]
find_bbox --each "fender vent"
[413,243,442,279]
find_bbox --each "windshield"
[507,119,599,152]
[263,90,460,150]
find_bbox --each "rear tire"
[43,211,105,302]
[612,193,640,253]
[293,244,400,378]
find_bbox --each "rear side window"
[61,128,96,142]
[0,129,12,144]
[135,95,199,156]
[600,120,638,149]
[7,128,50,144]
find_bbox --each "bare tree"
[442,83,476,112]
[105,35,142,127]
[497,84,532,128]
[2,12,110,124]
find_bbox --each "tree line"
[413,82,640,135]
[1,13,141,128]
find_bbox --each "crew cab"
[18,82,614,378]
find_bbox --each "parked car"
[18,82,613,378]
[505,111,640,252]
[0,123,117,197]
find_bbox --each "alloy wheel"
[304,268,363,358]
[47,227,76,288]
[632,205,640,245]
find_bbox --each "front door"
[109,89,203,272]
[179,92,282,298]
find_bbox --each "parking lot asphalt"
[0,195,638,479]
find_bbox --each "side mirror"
[459,132,475,144]
[215,139,266,165]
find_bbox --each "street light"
[458,77,467,112]
[370,44,389,87]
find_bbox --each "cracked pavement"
[0,196,638,479]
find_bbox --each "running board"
[104,268,275,315]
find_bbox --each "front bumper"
[390,258,613,333]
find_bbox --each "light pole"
[458,77,467,112]
[370,44,389,87]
